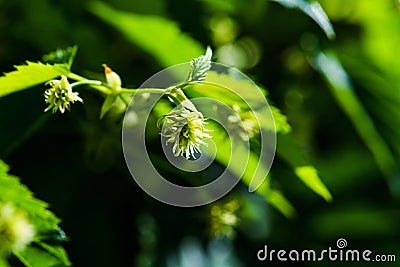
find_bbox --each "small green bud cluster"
[44,75,83,113]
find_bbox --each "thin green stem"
[173,81,196,90]
[67,73,87,81]
[119,88,166,94]
[67,73,112,95]
[71,80,102,87]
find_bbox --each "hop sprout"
[162,107,211,159]
[44,75,83,113]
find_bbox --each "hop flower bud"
[209,199,240,239]
[44,75,83,113]
[0,203,35,252]
[162,107,211,159]
[102,64,121,91]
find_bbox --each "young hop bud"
[44,75,83,113]
[102,64,121,91]
[162,107,211,159]
[0,203,35,252]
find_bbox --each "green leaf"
[0,62,70,98]
[277,133,332,202]
[0,160,70,266]
[186,46,212,83]
[0,160,8,173]
[100,94,118,119]
[0,257,11,267]
[256,180,297,218]
[89,1,204,66]
[42,46,78,68]
[273,0,336,40]
[0,170,59,234]
[295,166,332,202]
[36,242,70,266]
[310,51,397,178]
[15,243,70,267]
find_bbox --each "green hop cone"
[162,107,211,159]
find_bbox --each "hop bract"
[44,75,83,113]
[162,107,211,159]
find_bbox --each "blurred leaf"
[0,62,70,98]
[15,243,70,267]
[273,0,335,39]
[187,71,291,134]
[199,0,238,13]
[295,165,332,202]
[42,46,78,68]
[0,160,8,173]
[326,1,400,196]
[0,258,11,267]
[309,205,400,239]
[99,94,118,119]
[89,1,204,66]
[338,52,400,166]
[0,160,70,266]
[310,51,397,177]
[204,121,296,218]
[270,106,291,134]
[36,242,70,266]
[277,133,332,202]
[345,0,400,79]
[202,71,267,106]
[0,165,59,233]
[256,180,296,218]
